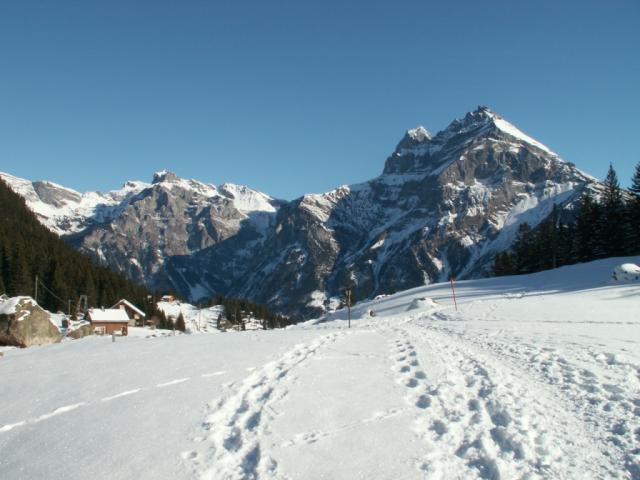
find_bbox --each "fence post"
[450,277,458,312]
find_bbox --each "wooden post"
[449,277,458,312]
[346,289,352,329]
[34,275,38,303]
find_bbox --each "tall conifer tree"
[601,164,625,256]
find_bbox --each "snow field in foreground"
[0,257,638,479]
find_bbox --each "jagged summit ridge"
[384,106,558,175]
[152,170,179,184]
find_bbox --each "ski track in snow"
[0,403,87,432]
[33,402,87,422]
[158,377,191,388]
[102,389,142,402]
[201,371,227,378]
[185,331,348,480]
[0,373,229,435]
[416,313,640,479]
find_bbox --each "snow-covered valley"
[0,257,638,479]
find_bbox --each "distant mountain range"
[1,106,601,317]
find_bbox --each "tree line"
[0,178,150,313]
[147,294,295,332]
[147,304,187,331]
[494,163,640,276]
[208,293,296,330]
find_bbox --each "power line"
[35,276,68,307]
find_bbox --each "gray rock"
[0,297,62,347]
[67,322,93,340]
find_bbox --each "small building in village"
[112,299,146,327]
[86,308,130,336]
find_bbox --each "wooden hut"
[86,308,130,336]
[112,299,146,327]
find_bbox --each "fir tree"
[556,222,574,267]
[573,193,600,262]
[600,164,626,256]
[627,162,640,254]
[513,223,535,273]
[175,312,186,332]
[493,252,514,276]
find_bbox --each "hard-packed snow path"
[396,319,615,479]
[414,314,640,479]
[183,316,629,479]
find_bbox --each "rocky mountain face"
[1,107,600,318]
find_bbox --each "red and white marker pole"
[449,276,458,312]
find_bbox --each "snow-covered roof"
[87,308,130,322]
[112,299,146,318]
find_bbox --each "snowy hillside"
[0,257,637,479]
[157,300,266,332]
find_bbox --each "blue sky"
[1,0,638,199]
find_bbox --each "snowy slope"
[0,257,637,479]
[157,301,224,333]
[157,300,267,332]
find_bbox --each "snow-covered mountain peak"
[219,183,278,213]
[385,106,562,175]
[0,171,151,235]
[120,180,151,192]
[465,104,496,120]
[454,106,556,155]
[395,126,433,153]
[152,170,180,184]
[407,126,432,142]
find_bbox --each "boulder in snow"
[67,321,93,340]
[611,263,640,283]
[406,297,439,311]
[0,297,62,347]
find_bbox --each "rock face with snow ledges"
[1,107,602,317]
[67,172,279,293]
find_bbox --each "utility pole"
[346,288,352,328]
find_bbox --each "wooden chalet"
[112,299,146,327]
[86,308,130,336]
